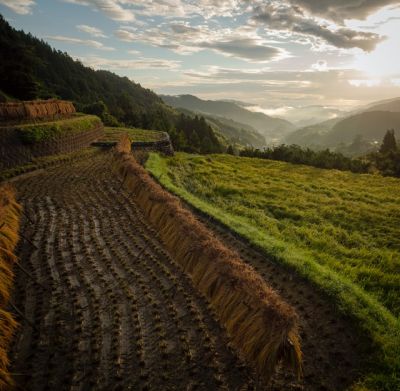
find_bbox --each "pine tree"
[379,129,397,154]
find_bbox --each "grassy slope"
[146,152,400,390]
[103,127,165,143]
[5,114,102,143]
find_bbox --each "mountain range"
[285,97,400,155]
[161,94,294,143]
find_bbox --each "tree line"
[238,129,400,177]
[368,129,400,177]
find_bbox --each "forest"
[0,15,223,154]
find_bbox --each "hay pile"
[0,185,21,389]
[0,100,75,122]
[114,135,302,382]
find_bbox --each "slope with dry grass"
[0,184,21,389]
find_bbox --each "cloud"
[114,29,136,41]
[46,35,114,51]
[79,56,181,70]
[60,0,393,55]
[287,0,400,23]
[311,60,328,71]
[199,38,288,62]
[0,0,35,14]
[363,16,400,29]
[77,24,107,38]
[349,79,381,87]
[120,0,242,18]
[153,64,400,111]
[114,22,287,62]
[63,0,135,21]
[251,3,385,51]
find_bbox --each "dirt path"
[193,211,368,391]
[10,150,256,391]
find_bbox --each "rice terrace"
[1,4,400,390]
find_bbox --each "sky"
[1,0,400,118]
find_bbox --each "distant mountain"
[284,97,400,155]
[174,107,266,148]
[161,94,294,142]
[326,111,400,145]
[203,115,266,148]
[284,118,341,147]
[287,105,345,128]
[352,96,400,114]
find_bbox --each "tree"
[379,129,397,154]
[227,145,235,155]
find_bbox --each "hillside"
[355,96,400,113]
[147,152,400,390]
[325,111,400,144]
[175,107,266,148]
[0,15,223,154]
[204,115,266,148]
[284,118,341,147]
[285,99,400,155]
[0,16,171,130]
[161,94,294,142]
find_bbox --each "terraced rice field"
[8,149,365,390]
[9,150,257,390]
[103,127,166,143]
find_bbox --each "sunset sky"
[1,0,399,117]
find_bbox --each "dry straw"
[114,135,302,382]
[0,185,21,389]
[0,99,76,122]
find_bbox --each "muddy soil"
[193,210,370,391]
[9,148,368,390]
[10,150,255,391]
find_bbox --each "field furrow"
[9,150,258,390]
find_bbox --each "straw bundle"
[114,136,302,382]
[0,100,76,122]
[0,185,21,390]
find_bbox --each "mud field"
[10,150,258,391]
[194,212,368,391]
[9,149,365,390]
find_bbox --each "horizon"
[1,0,400,122]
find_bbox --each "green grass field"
[12,115,101,143]
[147,152,400,390]
[104,127,165,143]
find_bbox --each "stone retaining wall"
[0,124,104,169]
